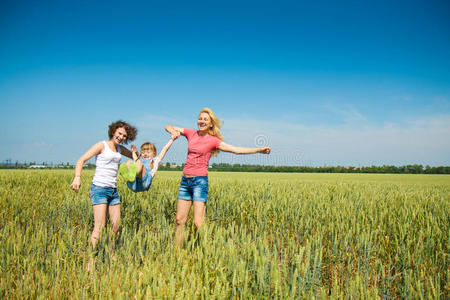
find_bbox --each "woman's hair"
[108,120,137,144]
[200,108,224,156]
[140,142,156,155]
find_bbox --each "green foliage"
[210,163,450,174]
[0,170,449,298]
[2,162,450,174]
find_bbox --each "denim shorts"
[90,184,120,206]
[177,176,209,203]
[127,172,153,193]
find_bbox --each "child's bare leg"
[136,160,145,178]
[125,160,143,176]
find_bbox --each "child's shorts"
[177,176,209,203]
[127,172,153,192]
[90,184,120,206]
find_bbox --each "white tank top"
[92,141,122,187]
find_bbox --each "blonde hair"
[140,142,156,155]
[199,108,224,156]
[140,142,157,169]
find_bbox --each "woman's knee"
[176,215,187,226]
[193,217,204,229]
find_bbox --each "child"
[119,136,177,192]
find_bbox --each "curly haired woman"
[70,120,137,256]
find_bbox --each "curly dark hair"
[108,120,137,144]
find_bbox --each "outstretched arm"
[218,142,271,155]
[156,138,176,162]
[118,145,134,159]
[70,142,104,193]
[165,125,184,139]
[151,137,177,177]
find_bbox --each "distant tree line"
[0,162,96,169]
[208,163,450,174]
[1,161,449,174]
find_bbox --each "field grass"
[1,170,449,298]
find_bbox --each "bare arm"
[218,142,271,155]
[131,145,139,161]
[119,145,134,159]
[156,138,176,162]
[165,125,184,139]
[151,137,177,177]
[70,142,104,193]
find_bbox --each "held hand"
[165,125,181,140]
[70,177,81,193]
[131,145,139,161]
[170,131,180,140]
[171,133,180,140]
[259,147,271,154]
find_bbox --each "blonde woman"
[165,108,271,246]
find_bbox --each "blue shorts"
[127,172,153,193]
[90,184,120,206]
[177,176,209,203]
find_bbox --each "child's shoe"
[119,163,130,181]
[127,162,138,182]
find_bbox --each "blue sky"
[1,0,449,166]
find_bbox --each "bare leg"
[192,201,206,229]
[108,204,121,235]
[91,204,107,250]
[108,204,121,261]
[175,199,192,247]
[192,201,207,246]
[88,204,107,272]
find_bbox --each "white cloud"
[322,104,368,124]
[22,112,443,166]
[23,142,54,149]
[217,114,450,166]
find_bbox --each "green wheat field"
[1,170,449,299]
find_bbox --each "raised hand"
[131,144,139,161]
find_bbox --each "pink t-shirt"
[183,128,222,176]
